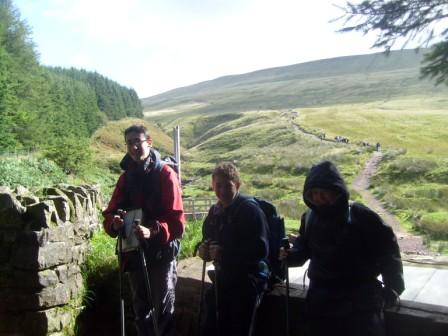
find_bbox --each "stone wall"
[0,185,101,336]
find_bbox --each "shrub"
[417,211,448,239]
[250,175,272,188]
[384,158,437,181]
[292,162,311,176]
[275,199,306,219]
[381,148,407,161]
[43,136,93,174]
[0,156,66,187]
[427,166,448,184]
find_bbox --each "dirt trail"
[287,112,447,264]
[352,152,442,261]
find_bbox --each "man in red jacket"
[103,124,185,336]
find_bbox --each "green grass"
[297,98,448,158]
[94,94,448,253]
[178,219,203,259]
[295,97,448,248]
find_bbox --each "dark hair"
[124,124,151,140]
[212,161,240,184]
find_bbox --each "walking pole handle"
[117,209,126,336]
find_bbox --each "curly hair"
[212,161,240,184]
[124,124,151,140]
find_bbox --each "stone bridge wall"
[0,185,101,336]
[176,258,448,336]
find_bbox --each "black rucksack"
[252,198,287,285]
[160,155,180,177]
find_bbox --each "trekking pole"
[214,262,221,336]
[193,241,207,336]
[117,209,126,336]
[248,291,264,336]
[135,219,160,336]
[281,237,290,336]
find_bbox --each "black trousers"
[201,273,266,336]
[305,280,386,336]
[307,310,385,336]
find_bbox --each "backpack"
[251,198,287,285]
[160,155,180,177]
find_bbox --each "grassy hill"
[142,49,448,119]
[83,50,448,252]
[137,49,448,252]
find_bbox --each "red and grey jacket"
[103,149,185,246]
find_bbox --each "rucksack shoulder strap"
[229,194,254,218]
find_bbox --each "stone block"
[0,191,26,213]
[25,201,60,230]
[16,195,39,206]
[12,241,73,270]
[38,283,71,308]
[0,231,18,266]
[46,196,70,222]
[60,190,84,221]
[15,223,76,250]
[12,268,59,289]
[0,191,26,230]
[14,185,30,196]
[55,264,80,284]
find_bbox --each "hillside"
[142,49,448,118]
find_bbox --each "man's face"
[125,131,152,162]
[308,188,339,207]
[212,174,240,207]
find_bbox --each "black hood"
[303,161,349,213]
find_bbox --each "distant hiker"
[198,162,270,336]
[282,160,404,336]
[103,124,185,336]
[376,142,381,151]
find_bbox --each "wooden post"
[173,126,181,185]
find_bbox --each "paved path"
[180,258,448,308]
[288,261,448,307]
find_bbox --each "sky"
[14,0,387,98]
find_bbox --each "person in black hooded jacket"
[285,160,404,336]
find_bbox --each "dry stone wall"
[0,184,101,336]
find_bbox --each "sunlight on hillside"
[143,102,209,117]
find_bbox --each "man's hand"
[382,287,400,308]
[112,214,125,231]
[134,224,151,240]
[208,242,223,263]
[198,241,211,262]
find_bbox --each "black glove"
[382,287,399,308]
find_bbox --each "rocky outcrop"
[0,185,101,336]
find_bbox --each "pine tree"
[338,0,448,85]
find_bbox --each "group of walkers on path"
[102,124,404,336]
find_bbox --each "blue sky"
[15,0,386,98]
